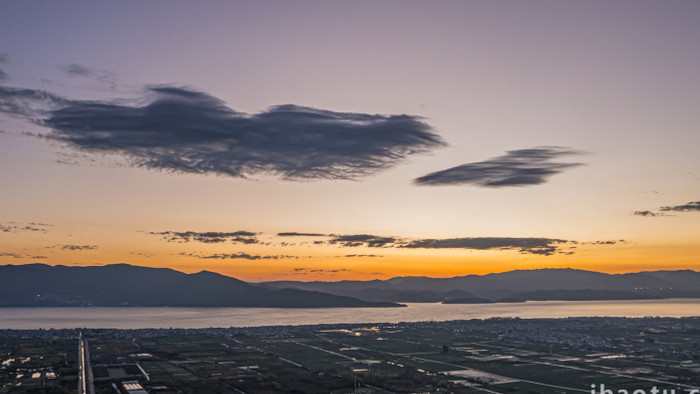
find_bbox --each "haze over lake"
[1,299,698,330]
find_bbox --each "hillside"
[264,268,700,302]
[0,264,401,308]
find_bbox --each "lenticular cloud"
[31,86,445,180]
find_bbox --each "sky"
[0,1,698,281]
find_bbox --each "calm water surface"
[1,299,698,329]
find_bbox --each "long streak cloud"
[414,147,583,187]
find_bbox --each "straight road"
[78,332,95,394]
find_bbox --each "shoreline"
[2,315,700,334]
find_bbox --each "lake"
[1,299,698,329]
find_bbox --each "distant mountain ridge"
[3,264,697,307]
[263,268,700,302]
[0,264,401,308]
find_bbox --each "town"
[1,317,698,393]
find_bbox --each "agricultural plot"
[1,317,698,393]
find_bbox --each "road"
[78,332,95,394]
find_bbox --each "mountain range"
[263,268,700,303]
[0,264,399,308]
[2,264,698,307]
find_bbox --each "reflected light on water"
[1,299,699,329]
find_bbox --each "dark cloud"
[414,146,583,187]
[292,267,349,274]
[155,229,616,257]
[151,231,258,244]
[633,210,662,217]
[1,84,445,180]
[399,237,569,256]
[0,222,51,233]
[0,252,46,259]
[277,232,327,237]
[311,232,584,256]
[328,234,398,248]
[180,252,298,260]
[321,233,573,256]
[59,244,97,251]
[660,201,700,213]
[584,240,626,245]
[633,200,700,217]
